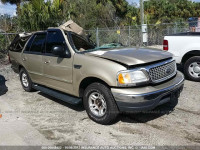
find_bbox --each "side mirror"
[52,45,65,56]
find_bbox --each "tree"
[18,0,65,31]
[144,0,199,24]
[17,0,200,31]
[63,0,118,29]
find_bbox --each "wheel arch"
[79,77,110,98]
[181,50,200,64]
[18,65,24,72]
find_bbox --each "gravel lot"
[0,64,200,148]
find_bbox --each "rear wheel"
[83,82,119,125]
[184,56,200,81]
[20,68,34,92]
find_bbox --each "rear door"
[42,29,74,94]
[21,33,46,84]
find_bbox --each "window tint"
[46,31,65,53]
[30,34,46,53]
[24,35,35,52]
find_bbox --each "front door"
[42,30,73,94]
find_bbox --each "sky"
[1,0,200,16]
[0,1,16,16]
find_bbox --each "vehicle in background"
[164,32,200,81]
[188,17,200,32]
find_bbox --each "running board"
[33,84,82,105]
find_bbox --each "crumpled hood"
[85,47,172,66]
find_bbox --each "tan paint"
[42,55,74,94]
[9,28,174,98]
[21,53,44,83]
[72,53,126,96]
[85,48,172,66]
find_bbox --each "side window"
[46,31,65,54]
[24,35,35,52]
[29,34,46,53]
[9,34,32,52]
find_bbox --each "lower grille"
[149,60,176,83]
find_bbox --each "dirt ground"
[0,64,200,148]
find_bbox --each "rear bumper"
[111,71,184,112]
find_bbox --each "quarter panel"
[166,36,200,64]
[9,51,22,72]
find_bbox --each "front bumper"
[111,71,184,112]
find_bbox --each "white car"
[164,32,200,81]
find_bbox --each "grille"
[149,60,176,83]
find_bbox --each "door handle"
[44,61,50,64]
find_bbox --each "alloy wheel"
[88,91,107,117]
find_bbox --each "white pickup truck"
[164,32,200,81]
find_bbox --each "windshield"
[67,32,124,53]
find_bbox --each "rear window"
[9,34,31,52]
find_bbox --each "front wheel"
[184,56,200,81]
[83,82,119,125]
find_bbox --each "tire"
[83,82,119,125]
[19,68,34,92]
[184,56,200,82]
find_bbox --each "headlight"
[117,70,149,86]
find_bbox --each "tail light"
[163,40,168,51]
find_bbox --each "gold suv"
[9,28,184,124]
